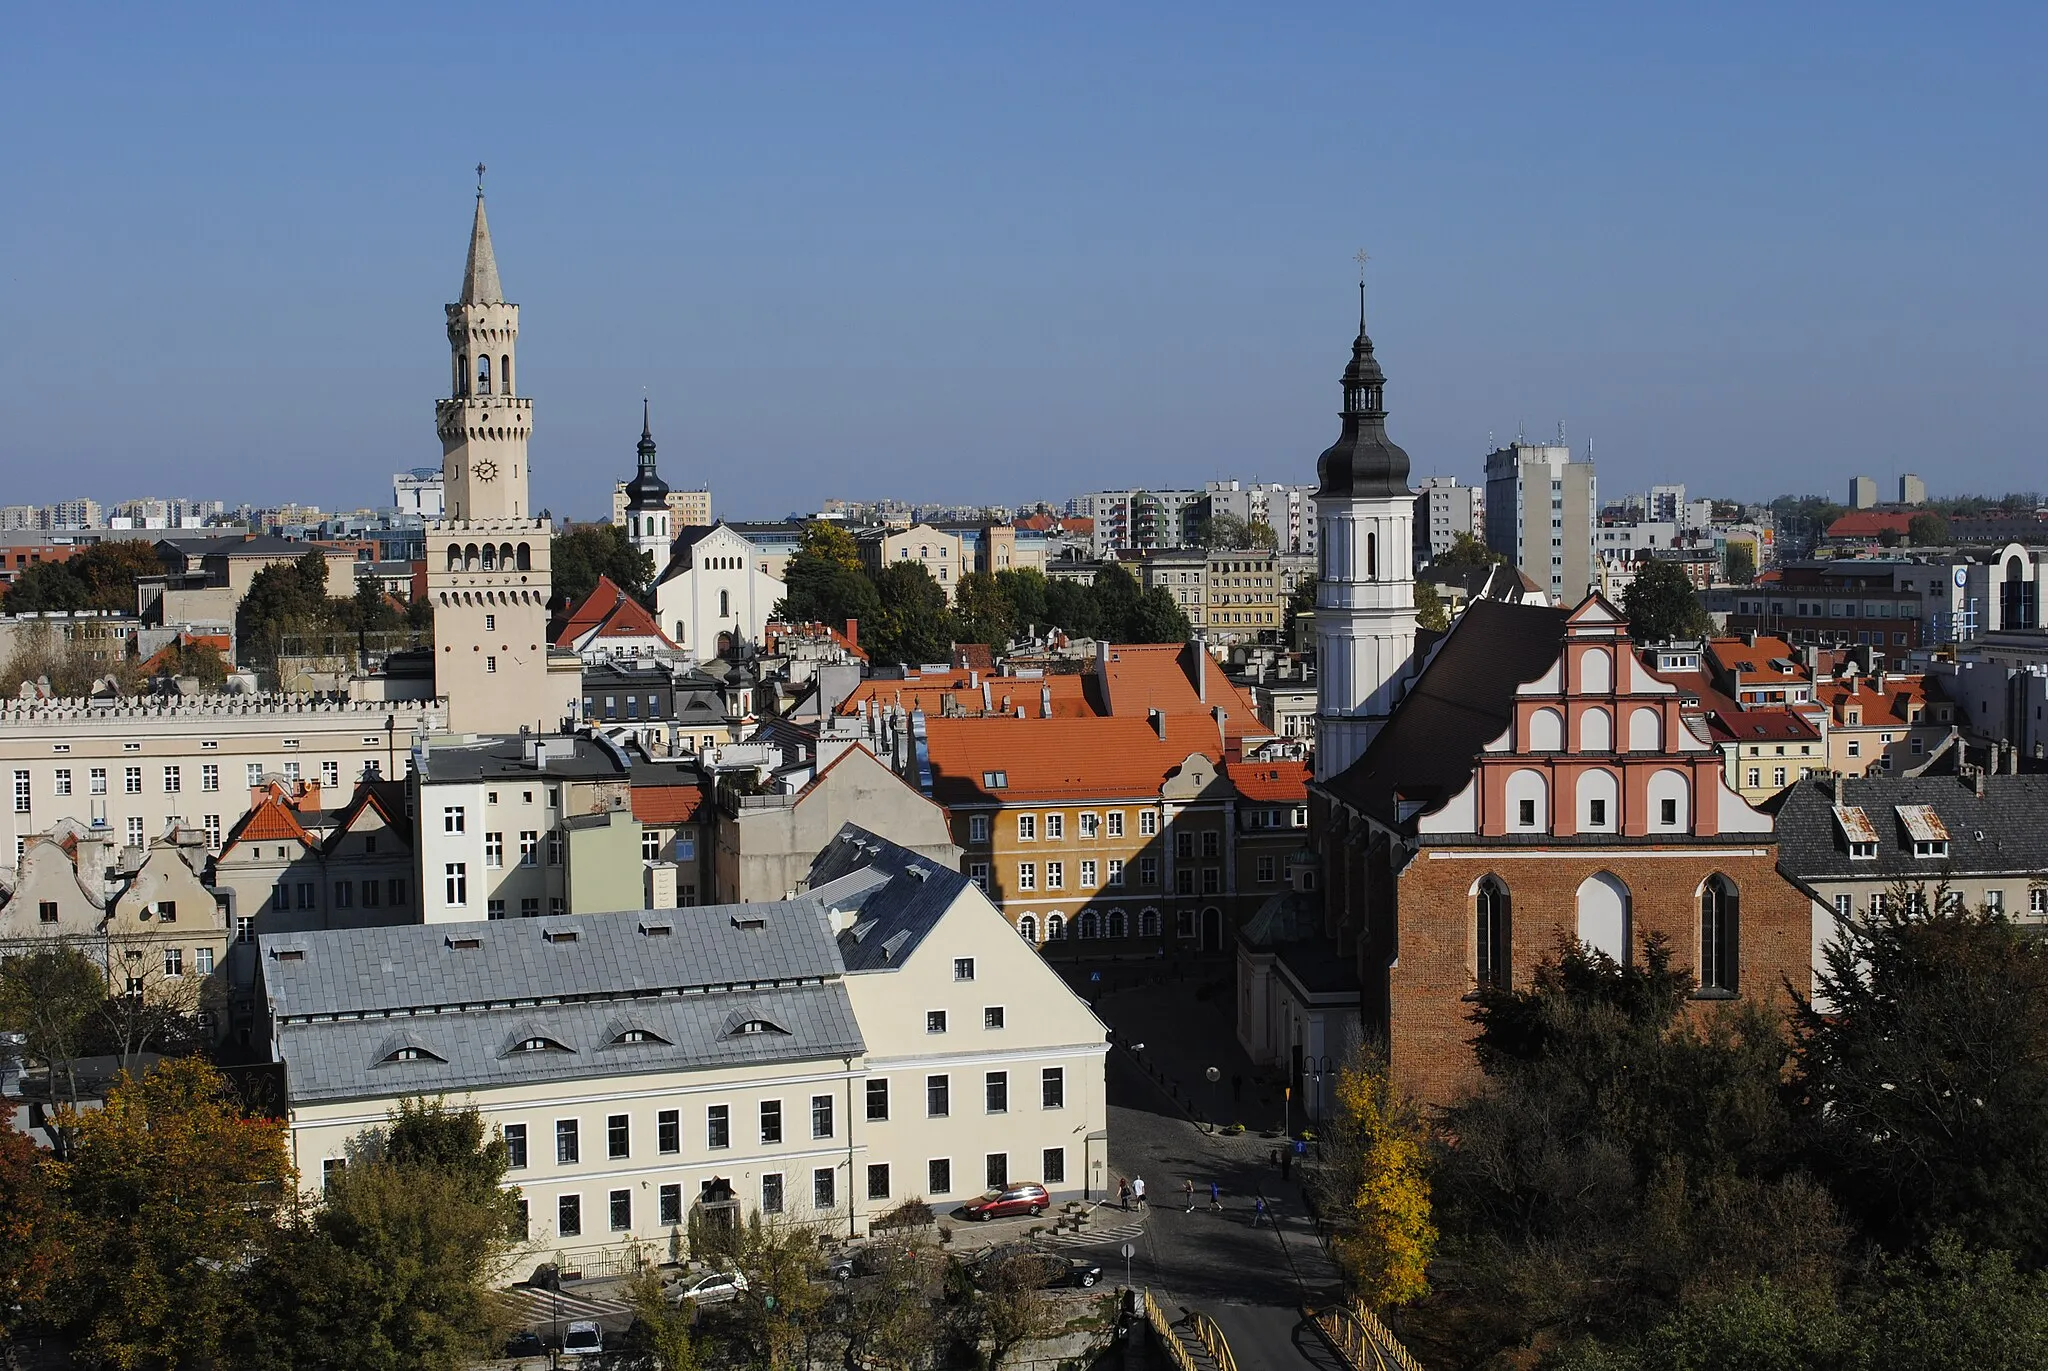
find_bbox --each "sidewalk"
[1074,969,1294,1134]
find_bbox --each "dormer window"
[612,1028,668,1046]
[383,1046,442,1064]
[512,1036,569,1054]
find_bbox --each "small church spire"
[638,398,658,469]
[460,168,504,305]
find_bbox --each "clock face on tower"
[473,459,499,482]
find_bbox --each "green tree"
[964,1252,1062,1371]
[1723,542,1757,586]
[1434,532,1503,569]
[2,541,164,615]
[54,1058,293,1369]
[773,557,882,636]
[698,1214,828,1371]
[952,572,1015,653]
[2,559,89,613]
[618,1260,699,1371]
[1845,1237,2048,1371]
[868,562,955,667]
[1092,563,1144,640]
[1622,558,1712,643]
[1247,518,1280,550]
[1794,893,2048,1264]
[830,1245,942,1371]
[1124,587,1193,644]
[798,520,863,570]
[1041,577,1101,639]
[1194,513,1252,550]
[1414,579,1449,632]
[992,568,1048,632]
[1285,575,1318,639]
[0,942,106,1122]
[236,550,342,673]
[551,522,654,611]
[1906,512,1951,546]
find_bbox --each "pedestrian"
[1117,1177,1131,1211]
[1133,1175,1147,1209]
[1208,1181,1222,1214]
[1252,1195,1268,1228]
[1182,1178,1195,1213]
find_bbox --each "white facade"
[1315,499,1417,780]
[393,468,445,519]
[655,525,785,660]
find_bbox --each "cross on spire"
[475,162,487,197]
[1354,248,1370,330]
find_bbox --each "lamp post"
[1205,1065,1220,1130]
[1307,1055,1333,1128]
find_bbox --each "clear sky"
[1,3,2041,521]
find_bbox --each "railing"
[1310,1303,1425,1371]
[1189,1309,1238,1371]
[1144,1290,1196,1371]
[1142,1290,1240,1371]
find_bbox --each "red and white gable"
[1418,596,1772,838]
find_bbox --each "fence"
[1145,1290,1195,1371]
[1309,1302,1425,1371]
[1142,1289,1240,1371]
[1189,1309,1238,1371]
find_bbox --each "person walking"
[1252,1195,1269,1228]
[1117,1177,1131,1212]
[1181,1178,1195,1213]
[1132,1175,1147,1210]
[1208,1181,1222,1214]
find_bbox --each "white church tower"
[1312,275,1417,782]
[622,401,673,568]
[426,170,562,735]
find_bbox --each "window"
[928,1158,952,1195]
[1080,859,1097,886]
[237,916,254,944]
[120,765,141,795]
[1107,811,1125,838]
[1746,768,1761,789]
[1700,876,1739,993]
[128,817,145,847]
[1046,861,1064,890]
[762,1173,785,1214]
[811,1094,833,1139]
[659,1184,682,1226]
[90,767,107,795]
[165,766,187,795]
[1079,812,1099,839]
[504,1124,527,1169]
[653,1109,679,1154]
[1256,856,1275,884]
[12,771,28,813]
[2033,889,2047,915]
[487,899,506,920]
[1518,798,1536,827]
[609,1189,632,1231]
[608,1114,630,1159]
[968,814,989,843]
[485,656,497,675]
[1660,797,1678,826]
[547,832,563,865]
[163,948,183,978]
[641,828,663,860]
[813,1168,836,1211]
[1846,740,1861,758]
[484,832,504,868]
[1175,831,1194,860]
[555,1119,579,1165]
[708,1104,730,1149]
[1833,893,1853,918]
[985,1006,1005,1030]
[1772,767,1786,788]
[1201,830,1219,858]
[1139,811,1158,836]
[444,863,467,906]
[194,947,213,975]
[1202,868,1221,895]
[53,768,71,797]
[1041,1066,1065,1109]
[954,957,975,981]
[321,760,339,788]
[927,1074,950,1117]
[557,1195,581,1238]
[1017,814,1036,842]
[985,1071,1008,1114]
[867,1164,891,1200]
[866,1078,889,1121]
[201,764,218,792]
[1175,869,1194,896]
[1476,877,1510,989]
[1139,856,1158,886]
[1107,858,1125,887]
[986,1154,1008,1189]
[760,1100,782,1144]
[333,880,352,908]
[443,806,465,834]
[1044,1147,1066,1184]
[1017,863,1036,891]
[1045,814,1064,840]
[969,862,989,891]
[520,831,538,866]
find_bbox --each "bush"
[873,1197,935,1232]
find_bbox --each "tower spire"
[638,399,658,470]
[460,176,504,306]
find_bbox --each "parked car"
[671,1270,750,1306]
[562,1321,603,1358]
[827,1244,920,1281]
[960,1182,1050,1220]
[970,1248,1102,1290]
[503,1330,547,1359]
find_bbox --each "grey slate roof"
[274,980,861,1103]
[810,824,971,974]
[416,734,630,783]
[1772,772,2048,883]
[261,901,844,1021]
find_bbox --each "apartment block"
[1483,442,1597,605]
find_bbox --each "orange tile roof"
[1225,758,1310,803]
[553,576,676,649]
[839,671,1096,720]
[1815,675,1937,725]
[1098,643,1268,739]
[1706,635,1805,681]
[222,795,315,852]
[1826,511,1914,539]
[631,784,706,825]
[922,715,1228,803]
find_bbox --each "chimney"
[981,681,993,713]
[843,618,859,650]
[1975,762,1987,798]
[1832,774,1845,806]
[1039,683,1052,719]
[1149,708,1166,742]
[969,669,979,689]
[1189,639,1207,702]
[1212,705,1227,750]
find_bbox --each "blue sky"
[1,3,2041,521]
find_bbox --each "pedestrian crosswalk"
[492,1283,636,1329]
[1036,1210,1147,1249]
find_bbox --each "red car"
[962,1182,1050,1220]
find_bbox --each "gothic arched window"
[1700,875,1739,993]
[719,590,731,618]
[500,354,512,395]
[1476,876,1510,989]
[476,355,491,395]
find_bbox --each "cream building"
[257,827,1107,1267]
[855,524,966,588]
[425,183,572,735]
[654,525,785,661]
[612,486,713,538]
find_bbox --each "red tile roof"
[839,671,1095,720]
[1098,643,1267,740]
[1815,674,1939,725]
[1225,758,1310,803]
[222,795,316,852]
[922,715,1228,804]
[553,576,676,650]
[1825,512,1914,539]
[1707,708,1820,744]
[631,784,706,825]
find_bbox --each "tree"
[1622,558,1712,643]
[1906,512,1950,546]
[2,559,89,613]
[237,550,342,673]
[774,556,882,634]
[54,1058,293,1369]
[617,1259,700,1371]
[1414,579,1449,632]
[952,572,1015,653]
[1435,532,1503,569]
[1,541,164,616]
[0,619,142,698]
[701,1214,829,1371]
[868,562,955,668]
[0,942,105,1123]
[1247,518,1280,550]
[830,1245,942,1371]
[551,522,654,611]
[798,521,863,571]
[1285,575,1318,639]
[1040,577,1100,639]
[1793,893,2048,1264]
[1092,563,1144,640]
[1722,542,1757,586]
[964,1252,1062,1370]
[1194,513,1252,550]
[992,568,1048,632]
[0,1109,62,1338]
[1315,1050,1436,1309]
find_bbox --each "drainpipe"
[842,1055,858,1238]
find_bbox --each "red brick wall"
[1383,845,1809,1107]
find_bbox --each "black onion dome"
[1313,320,1413,500]
[625,401,670,506]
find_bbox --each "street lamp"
[1307,1055,1334,1128]
[1205,1066,1220,1129]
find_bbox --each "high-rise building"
[425,181,563,735]
[1312,284,1417,782]
[1413,476,1478,564]
[1647,483,1686,522]
[1849,475,1878,509]
[1483,442,1597,606]
[1900,473,1927,506]
[394,468,445,518]
[621,402,672,566]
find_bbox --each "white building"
[655,525,786,660]
[393,469,445,519]
[258,826,1108,1265]
[621,403,673,568]
[1483,441,1598,607]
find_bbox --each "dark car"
[827,1243,923,1281]
[971,1248,1102,1290]
[503,1331,547,1359]
[960,1182,1050,1220]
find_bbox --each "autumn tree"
[830,1245,943,1371]
[1315,1049,1436,1309]
[53,1058,293,1368]
[1434,532,1503,569]
[0,619,142,698]
[0,1110,62,1338]
[617,1259,700,1371]
[964,1251,1063,1371]
[1,541,164,615]
[714,1214,829,1371]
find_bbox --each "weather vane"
[475,162,487,195]
[1354,248,1370,326]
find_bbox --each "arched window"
[1017,914,1037,944]
[1576,769,1619,831]
[1579,706,1613,752]
[1108,909,1128,938]
[1647,768,1690,830]
[1139,908,1160,937]
[464,543,480,571]
[476,354,492,395]
[1700,875,1739,992]
[1365,530,1378,581]
[1576,872,1631,963]
[720,590,731,618]
[515,543,531,571]
[1580,645,1613,693]
[500,544,515,568]
[446,544,462,571]
[452,355,463,396]
[458,353,470,396]
[1504,768,1549,832]
[1475,876,1510,989]
[1046,913,1066,941]
[674,621,688,645]
[500,354,512,395]
[480,544,496,571]
[1080,911,1101,939]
